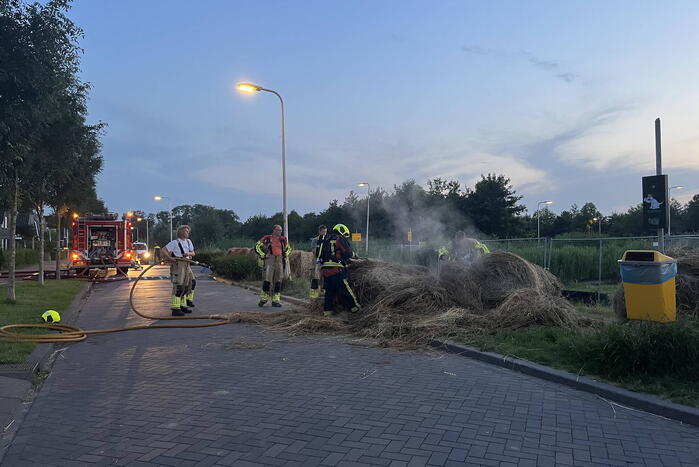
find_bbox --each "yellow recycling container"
[618,250,677,322]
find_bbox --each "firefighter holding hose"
[255,224,292,307]
[162,225,196,316]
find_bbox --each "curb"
[431,339,699,428]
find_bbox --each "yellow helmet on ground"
[41,310,61,323]
[333,224,350,237]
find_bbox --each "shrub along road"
[2,266,699,466]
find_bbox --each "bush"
[194,250,224,267]
[570,321,699,380]
[13,249,40,268]
[210,255,261,281]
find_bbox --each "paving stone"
[2,269,699,467]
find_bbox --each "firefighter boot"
[309,279,320,299]
[171,296,185,316]
[258,281,271,307]
[272,283,282,307]
[186,280,196,307]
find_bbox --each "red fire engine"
[70,213,134,275]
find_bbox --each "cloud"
[460,44,490,55]
[460,44,576,83]
[527,56,558,71]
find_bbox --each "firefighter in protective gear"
[437,232,490,263]
[319,223,361,316]
[162,225,197,316]
[309,225,327,299]
[255,225,292,307]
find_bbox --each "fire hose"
[0,259,231,344]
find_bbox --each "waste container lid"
[620,250,675,263]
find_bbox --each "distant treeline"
[141,175,699,248]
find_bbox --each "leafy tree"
[0,0,88,299]
[464,174,526,237]
[685,194,699,234]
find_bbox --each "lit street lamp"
[536,200,553,246]
[154,195,173,242]
[668,185,684,237]
[236,82,289,246]
[357,182,370,254]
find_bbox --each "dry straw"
[239,251,592,347]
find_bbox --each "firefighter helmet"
[333,224,350,237]
[41,310,61,323]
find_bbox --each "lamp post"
[236,82,289,245]
[592,216,603,303]
[357,182,370,254]
[154,195,173,242]
[668,185,684,237]
[536,200,553,246]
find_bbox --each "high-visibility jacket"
[255,235,292,259]
[319,233,354,276]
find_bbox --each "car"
[132,242,150,265]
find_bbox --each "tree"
[685,194,699,234]
[0,0,87,299]
[464,174,526,237]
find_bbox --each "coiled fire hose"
[0,259,231,344]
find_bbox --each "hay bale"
[288,250,315,279]
[227,247,252,257]
[612,284,627,321]
[492,289,585,330]
[437,262,482,310]
[468,251,561,308]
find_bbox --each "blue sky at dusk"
[71,0,699,220]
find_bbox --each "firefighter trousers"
[323,269,361,313]
[170,260,193,298]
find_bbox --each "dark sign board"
[642,175,668,230]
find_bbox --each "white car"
[132,242,150,264]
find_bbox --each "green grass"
[0,280,86,364]
[464,321,699,408]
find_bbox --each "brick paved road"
[3,267,699,466]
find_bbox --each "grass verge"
[0,280,86,364]
[465,321,699,408]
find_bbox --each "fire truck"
[70,213,134,276]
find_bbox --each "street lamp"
[236,82,289,245]
[592,216,603,303]
[154,195,173,242]
[357,183,370,254]
[536,200,553,246]
[668,185,684,237]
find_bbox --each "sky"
[70,0,699,220]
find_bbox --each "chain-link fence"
[481,235,699,284]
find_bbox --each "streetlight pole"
[357,182,370,254]
[536,200,553,246]
[593,216,603,303]
[154,195,173,242]
[668,185,684,238]
[236,82,289,245]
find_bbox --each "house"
[0,211,39,250]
